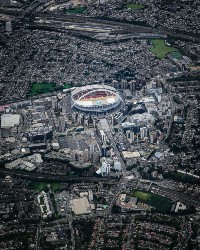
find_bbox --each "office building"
[58,116,66,133]
[6,21,12,32]
[51,97,58,111]
[129,80,136,91]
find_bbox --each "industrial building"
[1,114,21,128]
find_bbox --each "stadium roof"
[76,96,117,107]
[71,84,116,96]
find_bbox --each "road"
[35,224,41,250]
[68,214,75,250]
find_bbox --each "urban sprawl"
[0,0,200,249]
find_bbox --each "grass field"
[126,3,145,10]
[150,39,179,59]
[65,7,86,13]
[132,190,151,200]
[63,83,71,89]
[30,83,56,96]
[132,190,173,213]
[29,82,71,96]
[29,181,61,192]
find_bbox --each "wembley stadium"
[71,84,122,113]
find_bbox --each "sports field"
[29,82,71,96]
[150,39,179,59]
[126,3,145,10]
[65,7,86,13]
[132,190,151,200]
[132,190,173,212]
[30,83,56,96]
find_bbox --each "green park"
[150,39,181,59]
[29,181,61,192]
[65,7,86,14]
[132,190,173,213]
[125,3,145,10]
[29,82,71,96]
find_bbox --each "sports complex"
[71,84,123,113]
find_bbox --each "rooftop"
[1,114,20,128]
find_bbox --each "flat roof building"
[1,114,20,128]
[122,151,140,158]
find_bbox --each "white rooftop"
[1,114,20,128]
[99,118,110,131]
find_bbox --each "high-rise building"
[88,190,93,201]
[58,116,66,132]
[77,114,83,124]
[111,114,115,126]
[121,80,128,89]
[84,118,89,127]
[111,80,119,88]
[150,131,157,144]
[89,143,95,154]
[51,97,58,111]
[130,131,134,143]
[101,161,110,176]
[140,127,148,139]
[93,117,97,128]
[100,129,106,142]
[140,127,145,140]
[6,21,12,32]
[129,80,136,91]
[72,112,77,123]
[118,133,123,143]
[101,144,107,157]
[126,130,130,140]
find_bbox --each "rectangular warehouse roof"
[1,114,20,128]
[122,151,140,158]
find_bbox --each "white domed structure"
[71,84,123,113]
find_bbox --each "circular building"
[71,84,122,113]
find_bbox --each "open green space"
[125,3,145,10]
[29,82,71,96]
[170,51,183,60]
[63,83,71,89]
[65,7,86,13]
[29,181,61,192]
[132,190,151,200]
[150,39,180,59]
[132,190,173,213]
[30,83,56,96]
